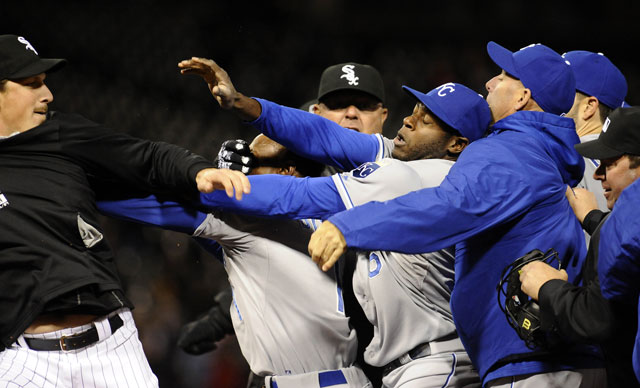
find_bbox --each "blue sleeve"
[598,179,640,301]
[328,143,537,253]
[98,196,224,262]
[250,98,381,169]
[97,195,207,235]
[197,174,346,220]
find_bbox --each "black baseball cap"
[0,35,66,81]
[575,107,640,159]
[317,62,385,103]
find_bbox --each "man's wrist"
[232,93,261,121]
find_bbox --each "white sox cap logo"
[437,82,456,97]
[17,36,38,55]
[340,65,359,86]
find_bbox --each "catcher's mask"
[497,248,561,349]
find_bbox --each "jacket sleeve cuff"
[581,209,607,235]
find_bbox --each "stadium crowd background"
[4,1,638,386]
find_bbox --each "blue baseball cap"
[487,42,575,116]
[402,83,491,142]
[562,51,627,109]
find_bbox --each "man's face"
[485,70,525,123]
[313,90,388,134]
[248,134,298,176]
[391,103,452,161]
[594,155,640,209]
[0,73,53,136]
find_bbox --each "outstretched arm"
[196,174,346,220]
[97,195,207,235]
[178,57,383,169]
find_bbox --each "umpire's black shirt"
[0,112,213,350]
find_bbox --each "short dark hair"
[286,151,325,178]
[576,91,613,125]
[628,154,640,169]
[599,103,613,125]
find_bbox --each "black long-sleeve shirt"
[0,111,213,349]
[539,209,639,387]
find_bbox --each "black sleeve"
[57,113,214,198]
[582,209,608,236]
[538,277,614,343]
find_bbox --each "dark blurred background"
[3,1,638,387]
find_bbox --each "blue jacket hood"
[491,111,585,187]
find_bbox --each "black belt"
[383,342,432,376]
[24,314,124,351]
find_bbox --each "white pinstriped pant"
[0,309,158,388]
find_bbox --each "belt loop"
[16,335,28,348]
[94,314,112,341]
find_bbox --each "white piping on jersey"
[334,174,355,209]
[441,353,457,388]
[374,133,385,162]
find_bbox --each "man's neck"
[576,121,602,138]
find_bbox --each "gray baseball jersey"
[576,134,608,212]
[331,158,465,366]
[192,213,358,377]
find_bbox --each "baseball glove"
[497,248,561,349]
[216,139,254,174]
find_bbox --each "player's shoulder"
[49,111,101,130]
[404,159,454,189]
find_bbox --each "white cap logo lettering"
[340,65,359,86]
[17,36,38,55]
[437,82,456,97]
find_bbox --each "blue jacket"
[327,111,600,383]
[598,178,640,383]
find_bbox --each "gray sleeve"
[577,157,608,212]
[192,213,252,248]
[330,158,449,209]
[375,135,396,161]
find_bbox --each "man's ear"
[447,136,470,157]
[380,107,389,123]
[582,96,600,121]
[278,165,299,176]
[515,88,532,111]
[311,104,321,115]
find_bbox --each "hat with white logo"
[317,62,385,103]
[574,107,640,159]
[0,35,66,81]
[402,83,491,142]
[487,41,575,116]
[563,50,627,109]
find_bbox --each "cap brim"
[574,139,623,160]
[487,41,519,79]
[402,85,452,128]
[8,58,67,80]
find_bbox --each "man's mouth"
[394,132,406,146]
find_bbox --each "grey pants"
[486,368,607,388]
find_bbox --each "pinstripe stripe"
[103,324,121,388]
[121,330,145,388]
